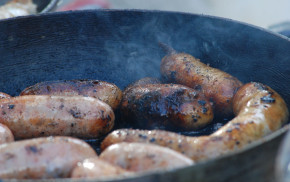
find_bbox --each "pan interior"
[0,10,289,148]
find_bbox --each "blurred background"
[58,0,290,36]
[1,0,290,32]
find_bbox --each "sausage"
[0,123,14,144]
[126,77,161,89]
[100,142,194,172]
[0,95,115,139]
[0,92,11,99]
[121,84,213,131]
[101,82,289,161]
[71,157,132,179]
[160,46,243,117]
[0,136,97,179]
[20,80,122,110]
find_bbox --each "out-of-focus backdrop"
[107,0,290,29]
[58,0,290,34]
[1,0,290,33]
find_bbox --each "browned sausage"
[0,95,114,139]
[100,142,194,172]
[71,157,132,179]
[101,82,289,161]
[0,136,97,179]
[0,123,14,144]
[20,80,122,110]
[0,92,11,99]
[160,47,243,117]
[126,77,161,89]
[121,84,213,131]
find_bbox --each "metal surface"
[0,9,289,182]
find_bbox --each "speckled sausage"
[20,80,122,110]
[0,123,14,144]
[0,136,97,179]
[160,47,243,117]
[0,92,11,99]
[121,84,213,131]
[71,157,132,179]
[100,142,194,172]
[101,82,289,161]
[0,95,115,139]
[125,77,161,89]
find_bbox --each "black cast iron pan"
[0,9,290,182]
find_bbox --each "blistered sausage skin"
[100,142,194,172]
[160,48,243,117]
[0,92,11,99]
[121,84,213,131]
[0,123,14,144]
[0,95,115,139]
[102,82,289,161]
[20,80,122,110]
[0,136,97,179]
[71,157,132,179]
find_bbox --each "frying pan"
[0,9,290,182]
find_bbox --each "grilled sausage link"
[100,142,194,172]
[71,158,132,179]
[0,123,14,144]
[0,136,97,179]
[0,95,115,139]
[102,82,289,161]
[160,47,243,117]
[0,92,11,99]
[126,77,161,89]
[121,84,213,131]
[20,80,122,110]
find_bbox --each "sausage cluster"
[0,45,288,179]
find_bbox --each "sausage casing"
[0,95,115,139]
[0,123,14,144]
[71,157,132,179]
[161,51,243,117]
[0,136,97,179]
[121,84,213,131]
[20,80,122,110]
[0,92,11,99]
[102,82,289,161]
[100,142,194,172]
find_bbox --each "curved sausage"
[126,77,161,89]
[101,82,289,161]
[20,80,122,110]
[0,136,97,179]
[121,84,213,131]
[71,157,132,179]
[100,142,194,172]
[160,47,243,117]
[0,92,11,99]
[0,95,115,139]
[0,123,14,144]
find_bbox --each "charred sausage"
[0,92,11,99]
[100,142,194,172]
[20,80,122,110]
[125,77,161,89]
[121,84,213,131]
[0,95,114,139]
[160,46,243,117]
[71,158,132,179]
[0,123,14,144]
[102,82,289,161]
[0,136,97,179]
